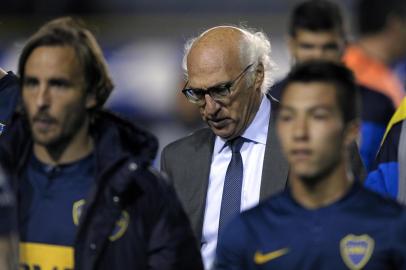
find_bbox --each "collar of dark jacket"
[90,110,157,175]
[1,110,158,188]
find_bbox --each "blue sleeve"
[214,216,249,270]
[365,122,401,198]
[360,122,386,172]
[365,162,398,199]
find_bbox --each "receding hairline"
[187,26,252,68]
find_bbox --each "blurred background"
[0,0,404,166]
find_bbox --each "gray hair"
[182,26,276,94]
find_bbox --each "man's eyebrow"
[278,104,334,111]
[48,78,72,85]
[207,81,231,89]
[278,105,294,111]
[323,44,340,50]
[298,42,316,47]
[308,105,334,112]
[23,76,38,83]
[188,81,231,91]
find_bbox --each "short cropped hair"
[356,0,406,35]
[18,17,114,109]
[281,61,360,124]
[289,0,344,37]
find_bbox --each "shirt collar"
[214,95,271,154]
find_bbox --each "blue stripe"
[360,122,386,171]
[365,162,399,199]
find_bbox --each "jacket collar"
[1,110,158,184]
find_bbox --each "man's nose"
[310,48,324,59]
[36,85,51,108]
[203,94,221,116]
[293,117,309,140]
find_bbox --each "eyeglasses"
[182,63,254,105]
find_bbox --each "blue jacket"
[0,111,204,270]
[365,120,402,198]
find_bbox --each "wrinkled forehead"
[186,30,245,87]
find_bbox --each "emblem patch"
[72,199,86,226]
[72,199,129,241]
[340,234,374,270]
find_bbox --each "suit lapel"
[189,130,215,240]
[260,96,289,200]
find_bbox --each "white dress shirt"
[201,96,271,269]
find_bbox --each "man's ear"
[386,15,404,36]
[344,119,360,147]
[254,62,264,92]
[287,35,298,66]
[287,35,295,54]
[86,93,97,109]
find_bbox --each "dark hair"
[357,0,406,35]
[281,61,360,124]
[289,0,344,37]
[18,17,114,109]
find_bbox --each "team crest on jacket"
[340,234,374,270]
[72,199,129,241]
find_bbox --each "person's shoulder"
[0,72,19,90]
[377,120,403,161]
[240,191,289,224]
[138,165,172,192]
[384,120,403,143]
[357,186,405,216]
[163,127,213,153]
[94,110,159,163]
[358,84,395,123]
[268,78,286,101]
[128,162,177,205]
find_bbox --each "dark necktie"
[218,136,245,237]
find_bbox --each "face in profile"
[22,45,96,148]
[289,29,345,63]
[276,81,351,182]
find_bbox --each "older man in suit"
[161,26,363,270]
[161,26,288,269]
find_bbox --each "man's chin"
[295,163,337,187]
[32,134,59,148]
[209,124,234,140]
[298,173,323,187]
[211,129,237,141]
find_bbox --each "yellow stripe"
[20,242,74,269]
[382,97,406,144]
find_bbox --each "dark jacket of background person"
[0,109,204,270]
[0,72,20,134]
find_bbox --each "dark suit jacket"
[161,95,365,242]
[161,96,289,241]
